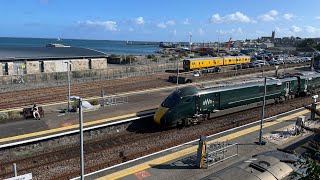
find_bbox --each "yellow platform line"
[98,108,309,180]
[0,109,155,143]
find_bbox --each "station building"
[0,44,108,75]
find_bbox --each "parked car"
[241,63,250,69]
[234,64,242,70]
[269,60,280,65]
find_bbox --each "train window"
[199,62,200,65]
[184,98,191,103]
[229,59,231,62]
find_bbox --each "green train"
[154,73,320,128]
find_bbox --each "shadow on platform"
[150,156,198,169]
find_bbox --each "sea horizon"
[0,36,161,55]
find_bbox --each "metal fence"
[204,142,239,168]
[100,95,128,106]
[0,62,179,91]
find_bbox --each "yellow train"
[183,56,251,71]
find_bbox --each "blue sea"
[0,37,160,55]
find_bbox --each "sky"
[1,0,320,42]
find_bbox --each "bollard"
[196,135,207,169]
[13,163,17,177]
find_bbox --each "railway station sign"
[4,173,32,180]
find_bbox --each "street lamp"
[176,58,179,90]
[70,96,84,180]
[189,33,192,54]
[65,61,72,111]
[259,77,267,145]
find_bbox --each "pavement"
[83,107,319,180]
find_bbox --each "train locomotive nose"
[153,106,169,125]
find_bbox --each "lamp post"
[176,58,179,90]
[262,55,265,77]
[189,33,192,54]
[70,96,84,180]
[259,77,267,145]
[65,61,71,111]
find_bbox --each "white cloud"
[217,27,243,35]
[129,27,134,32]
[305,26,319,33]
[210,12,251,23]
[258,10,279,21]
[290,25,302,33]
[269,10,279,16]
[283,13,294,20]
[183,18,190,25]
[316,16,320,20]
[199,28,205,35]
[157,23,167,29]
[79,20,118,31]
[166,20,176,26]
[210,14,222,23]
[135,17,144,25]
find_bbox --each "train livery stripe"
[97,108,313,180]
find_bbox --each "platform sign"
[4,173,32,180]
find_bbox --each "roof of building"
[0,46,108,61]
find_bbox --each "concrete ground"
[85,108,318,180]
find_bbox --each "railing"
[204,142,239,168]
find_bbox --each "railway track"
[0,64,304,110]
[0,95,313,180]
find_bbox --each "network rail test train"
[183,56,251,71]
[154,73,320,128]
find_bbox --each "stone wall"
[26,61,39,74]
[43,61,56,73]
[91,58,107,69]
[0,58,108,75]
[70,59,89,71]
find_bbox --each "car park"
[269,60,280,65]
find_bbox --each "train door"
[305,79,309,92]
[285,82,290,97]
[195,95,201,114]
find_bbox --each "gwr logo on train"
[203,99,214,106]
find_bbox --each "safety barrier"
[196,135,239,168]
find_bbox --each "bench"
[22,107,44,119]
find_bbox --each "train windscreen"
[161,92,181,108]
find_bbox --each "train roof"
[296,72,320,79]
[197,79,281,95]
[184,57,222,61]
[177,77,297,97]
[184,56,250,61]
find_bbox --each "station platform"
[0,69,293,146]
[82,107,318,180]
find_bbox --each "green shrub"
[8,111,22,119]
[88,99,99,105]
